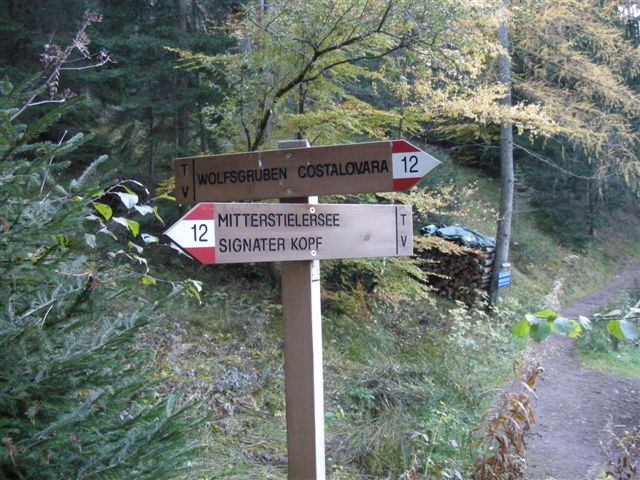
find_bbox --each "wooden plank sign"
[174,140,440,203]
[164,202,413,264]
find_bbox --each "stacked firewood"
[415,236,495,305]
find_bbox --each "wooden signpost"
[174,140,440,203]
[164,202,413,265]
[165,139,440,480]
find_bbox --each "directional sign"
[164,202,413,264]
[174,140,441,204]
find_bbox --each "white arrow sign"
[164,202,413,265]
[391,140,441,191]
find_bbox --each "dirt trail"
[525,264,640,480]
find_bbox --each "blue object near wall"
[498,270,511,288]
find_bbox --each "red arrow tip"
[184,203,215,221]
[393,178,420,191]
[187,247,216,264]
[391,140,421,154]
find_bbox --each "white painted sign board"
[164,202,413,264]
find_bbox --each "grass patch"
[580,347,640,378]
[323,301,522,478]
[577,285,640,378]
[578,316,640,378]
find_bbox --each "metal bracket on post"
[278,139,325,480]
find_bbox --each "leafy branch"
[513,302,639,343]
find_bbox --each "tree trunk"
[397,56,409,138]
[175,0,189,154]
[489,5,514,306]
[148,106,155,184]
[587,179,596,237]
[198,106,207,153]
[295,83,306,140]
[8,0,17,20]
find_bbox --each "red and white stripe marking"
[164,203,217,264]
[391,140,441,191]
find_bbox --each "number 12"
[191,224,208,242]
[401,155,419,173]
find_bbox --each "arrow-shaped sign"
[390,140,439,191]
[174,140,440,204]
[164,202,413,264]
[164,203,217,264]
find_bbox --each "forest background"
[1,0,640,478]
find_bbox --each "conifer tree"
[0,18,204,479]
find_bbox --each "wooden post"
[278,139,325,480]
